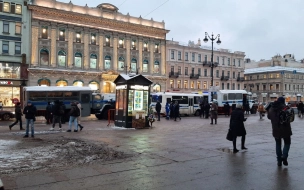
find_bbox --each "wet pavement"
[0,114,304,190]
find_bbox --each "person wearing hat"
[267,96,292,166]
[229,104,247,153]
[23,101,37,138]
[9,102,24,130]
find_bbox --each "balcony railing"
[190,74,200,79]
[169,71,179,78]
[202,61,219,67]
[237,77,245,81]
[221,76,229,81]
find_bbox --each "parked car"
[0,110,15,121]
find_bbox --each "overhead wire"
[144,0,170,18]
[118,0,128,8]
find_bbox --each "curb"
[0,178,4,190]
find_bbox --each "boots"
[241,136,247,150]
[233,137,239,153]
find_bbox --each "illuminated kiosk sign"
[114,74,153,128]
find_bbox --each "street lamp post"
[203,32,221,101]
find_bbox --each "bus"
[150,92,209,116]
[213,90,256,114]
[23,86,106,120]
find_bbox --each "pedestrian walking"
[210,102,218,124]
[245,101,250,114]
[170,102,174,119]
[165,102,170,120]
[174,101,181,121]
[60,101,66,124]
[76,101,84,131]
[204,102,210,119]
[67,102,80,132]
[229,104,247,153]
[45,102,53,124]
[9,102,24,130]
[257,103,266,119]
[50,100,63,131]
[23,101,37,138]
[199,101,205,118]
[224,102,230,116]
[155,101,161,121]
[267,97,292,166]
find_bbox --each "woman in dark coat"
[174,101,181,121]
[9,102,23,130]
[229,104,247,153]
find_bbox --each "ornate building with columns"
[166,40,246,93]
[27,0,168,93]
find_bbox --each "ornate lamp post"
[203,32,221,101]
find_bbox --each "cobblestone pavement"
[0,114,304,190]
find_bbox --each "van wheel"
[194,110,200,116]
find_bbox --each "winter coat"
[210,104,218,119]
[23,105,37,119]
[165,103,170,113]
[14,105,22,119]
[77,103,82,117]
[174,103,180,115]
[224,103,230,111]
[155,102,161,112]
[229,108,247,137]
[69,103,79,117]
[267,101,292,138]
[52,101,61,116]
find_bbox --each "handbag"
[226,129,233,141]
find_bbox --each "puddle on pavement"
[217,148,234,153]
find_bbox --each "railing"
[237,77,245,81]
[221,76,229,81]
[190,74,200,79]
[169,71,179,78]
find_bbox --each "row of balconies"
[169,72,244,82]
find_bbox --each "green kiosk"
[114,74,153,128]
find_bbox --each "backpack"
[74,106,80,117]
[279,106,295,124]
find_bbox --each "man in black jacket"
[9,102,24,130]
[155,101,161,121]
[50,100,62,131]
[23,101,37,138]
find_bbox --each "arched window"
[90,54,97,69]
[40,49,49,66]
[89,81,99,91]
[153,84,161,92]
[73,80,83,87]
[74,52,82,68]
[58,50,66,67]
[131,58,137,73]
[143,59,149,73]
[104,55,111,69]
[56,79,68,86]
[154,60,160,73]
[118,57,125,71]
[38,78,50,86]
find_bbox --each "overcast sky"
[59,0,303,61]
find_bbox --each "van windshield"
[152,95,162,102]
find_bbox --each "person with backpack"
[267,97,293,166]
[76,101,84,131]
[50,100,63,131]
[67,101,80,132]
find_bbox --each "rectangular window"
[216,70,219,77]
[178,51,181,60]
[191,81,194,89]
[170,80,174,88]
[228,58,230,66]
[177,80,181,88]
[10,2,15,14]
[216,82,219,86]
[198,54,201,62]
[233,72,235,79]
[131,41,136,50]
[233,59,236,66]
[263,85,266,91]
[2,41,9,53]
[155,44,159,53]
[227,71,230,78]
[238,72,240,77]
[191,68,194,75]
[203,81,207,89]
[15,22,21,34]
[227,83,230,90]
[238,59,241,67]
[143,42,148,51]
[15,42,21,54]
[185,67,188,75]
[91,34,96,45]
[276,73,280,78]
[238,84,240,90]
[198,68,201,76]
[3,21,9,33]
[184,80,188,89]
[276,84,279,90]
[170,66,174,72]
[42,27,48,39]
[59,29,65,41]
[15,4,21,14]
[185,52,188,61]
[257,75,259,79]
[192,53,195,62]
[222,83,224,90]
[232,83,235,90]
[178,66,181,75]
[257,85,259,91]
[222,70,224,77]
[3,2,10,12]
[204,69,207,77]
[197,81,201,89]
[76,32,81,43]
[171,50,174,59]
[222,57,225,65]
[204,55,207,62]
[263,74,266,79]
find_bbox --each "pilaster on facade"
[31,27,39,66]
[68,31,73,67]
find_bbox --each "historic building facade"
[27,0,168,93]
[0,0,31,107]
[166,40,246,93]
[244,54,304,103]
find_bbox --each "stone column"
[68,29,74,67]
[31,26,39,66]
[125,37,131,71]
[149,42,154,74]
[138,39,143,72]
[83,31,89,69]
[50,25,57,67]
[113,36,118,71]
[98,33,104,71]
[161,41,166,76]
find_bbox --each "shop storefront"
[0,80,22,107]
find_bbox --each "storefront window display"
[56,80,68,86]
[0,62,21,79]
[0,87,20,107]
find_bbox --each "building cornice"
[28,5,169,40]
